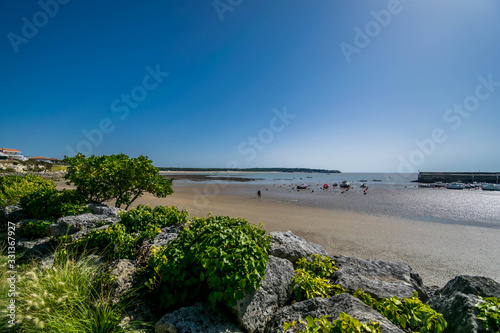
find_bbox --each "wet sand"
[57,181,500,287]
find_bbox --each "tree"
[63,153,173,209]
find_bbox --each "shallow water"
[168,172,500,229]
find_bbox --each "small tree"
[63,153,173,209]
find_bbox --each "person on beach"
[257,190,261,198]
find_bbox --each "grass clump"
[0,250,135,332]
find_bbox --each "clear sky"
[1,0,499,172]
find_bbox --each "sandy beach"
[57,181,500,287]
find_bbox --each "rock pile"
[4,203,499,333]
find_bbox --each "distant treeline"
[157,167,341,173]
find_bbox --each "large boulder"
[228,256,294,333]
[437,275,500,299]
[428,275,500,333]
[155,302,243,333]
[269,231,328,266]
[332,255,427,300]
[89,204,124,219]
[266,293,404,333]
[48,213,119,237]
[429,292,482,333]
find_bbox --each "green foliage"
[292,254,344,301]
[0,250,136,332]
[146,215,271,309]
[63,153,173,209]
[119,204,189,233]
[20,188,90,220]
[476,296,500,332]
[68,223,144,260]
[354,290,447,333]
[0,175,55,207]
[283,313,381,333]
[296,254,339,279]
[19,220,52,239]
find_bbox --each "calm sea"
[168,172,500,229]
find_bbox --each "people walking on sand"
[257,190,261,198]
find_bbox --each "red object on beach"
[323,184,329,189]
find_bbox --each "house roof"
[29,156,61,161]
[0,148,21,153]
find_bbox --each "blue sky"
[1,0,499,172]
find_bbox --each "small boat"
[297,184,308,189]
[339,181,351,189]
[323,184,329,189]
[332,182,338,187]
[446,182,465,190]
[482,184,500,191]
[419,183,435,188]
[359,179,368,182]
[360,183,367,188]
[307,176,312,178]
[372,179,382,182]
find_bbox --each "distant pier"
[418,172,500,183]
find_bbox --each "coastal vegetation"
[1,155,499,332]
[354,290,447,333]
[63,153,173,209]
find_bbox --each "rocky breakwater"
[4,203,500,333]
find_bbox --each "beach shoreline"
[57,181,500,287]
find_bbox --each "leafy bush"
[0,175,55,207]
[476,296,500,332]
[296,254,338,279]
[354,290,447,333]
[284,313,381,333]
[20,188,90,220]
[291,254,344,301]
[146,215,271,309]
[119,204,189,233]
[63,153,173,209]
[19,220,52,239]
[0,251,135,332]
[292,269,344,301]
[68,223,145,261]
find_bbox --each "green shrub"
[119,204,189,233]
[20,188,90,220]
[0,250,137,332]
[146,215,271,309]
[284,313,381,333]
[63,153,173,209]
[291,254,344,301]
[68,223,144,261]
[19,220,52,239]
[0,175,55,207]
[292,269,344,301]
[476,296,500,332]
[354,290,447,333]
[296,254,338,279]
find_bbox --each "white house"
[0,148,28,161]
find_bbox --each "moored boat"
[446,182,465,190]
[481,184,500,191]
[339,181,351,189]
